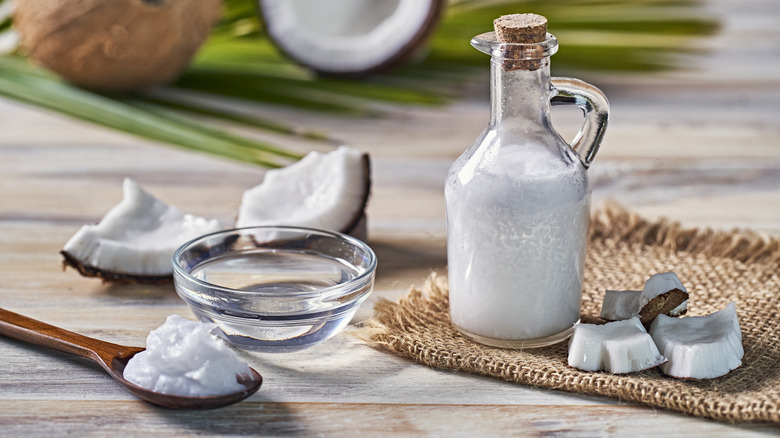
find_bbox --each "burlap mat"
[361,206,780,424]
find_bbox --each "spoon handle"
[0,307,141,366]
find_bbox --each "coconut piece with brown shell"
[61,179,223,283]
[235,146,371,239]
[600,272,689,323]
[14,0,221,92]
[638,272,689,322]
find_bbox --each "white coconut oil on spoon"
[0,308,262,409]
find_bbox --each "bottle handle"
[550,77,609,168]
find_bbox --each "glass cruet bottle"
[445,14,609,348]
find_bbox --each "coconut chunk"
[638,272,689,323]
[568,318,667,374]
[600,290,641,320]
[61,179,222,282]
[236,146,370,237]
[650,303,743,379]
[601,272,689,323]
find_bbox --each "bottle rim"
[471,32,559,60]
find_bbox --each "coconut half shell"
[61,179,223,283]
[236,146,371,239]
[638,272,689,323]
[259,0,445,76]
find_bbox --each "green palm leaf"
[0,56,299,167]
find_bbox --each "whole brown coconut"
[14,0,221,93]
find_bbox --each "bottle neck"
[489,57,551,127]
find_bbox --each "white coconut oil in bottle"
[445,14,609,348]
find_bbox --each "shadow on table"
[99,282,180,302]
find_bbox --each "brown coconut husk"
[60,250,172,284]
[14,0,221,92]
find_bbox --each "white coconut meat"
[61,179,222,281]
[599,290,641,321]
[259,0,444,75]
[568,318,667,374]
[236,146,370,235]
[600,272,689,323]
[650,303,744,379]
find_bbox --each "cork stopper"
[493,13,548,70]
[494,14,547,44]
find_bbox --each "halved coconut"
[61,179,222,283]
[600,272,689,323]
[259,0,445,76]
[236,146,371,239]
[650,303,744,379]
[568,317,667,374]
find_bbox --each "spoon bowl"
[0,307,262,409]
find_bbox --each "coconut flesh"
[600,272,688,323]
[650,303,744,379]
[61,179,222,282]
[236,146,371,238]
[13,0,221,92]
[259,0,445,75]
[62,148,370,283]
[583,271,744,379]
[568,317,667,374]
[599,289,642,321]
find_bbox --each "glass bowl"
[172,226,377,353]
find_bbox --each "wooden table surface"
[2,0,779,436]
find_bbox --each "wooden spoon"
[0,307,262,409]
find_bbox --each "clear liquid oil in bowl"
[190,250,361,293]
[186,249,366,352]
